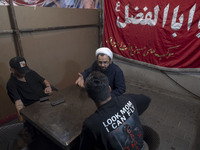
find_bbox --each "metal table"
[20,85,96,149]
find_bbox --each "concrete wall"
[0,6,99,121]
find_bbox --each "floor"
[126,81,200,150]
[1,81,200,150]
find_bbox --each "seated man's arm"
[15,99,24,122]
[111,69,126,97]
[75,62,94,87]
[75,73,85,88]
[7,81,24,122]
[30,70,52,94]
[125,94,151,115]
[131,94,151,115]
[43,79,52,94]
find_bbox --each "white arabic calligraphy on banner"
[115,2,199,38]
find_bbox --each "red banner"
[103,0,200,68]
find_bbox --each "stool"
[142,125,160,150]
[0,123,23,150]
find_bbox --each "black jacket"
[82,61,126,97]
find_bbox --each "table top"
[20,85,96,149]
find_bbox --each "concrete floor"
[126,81,200,150]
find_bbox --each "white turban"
[95,47,113,60]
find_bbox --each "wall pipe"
[7,0,24,57]
[20,24,99,33]
[0,24,98,35]
[0,30,13,34]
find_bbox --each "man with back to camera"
[6,56,53,122]
[79,71,151,150]
[75,47,126,97]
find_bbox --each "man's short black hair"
[85,71,110,103]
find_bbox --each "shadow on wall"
[56,60,82,90]
[0,62,16,120]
